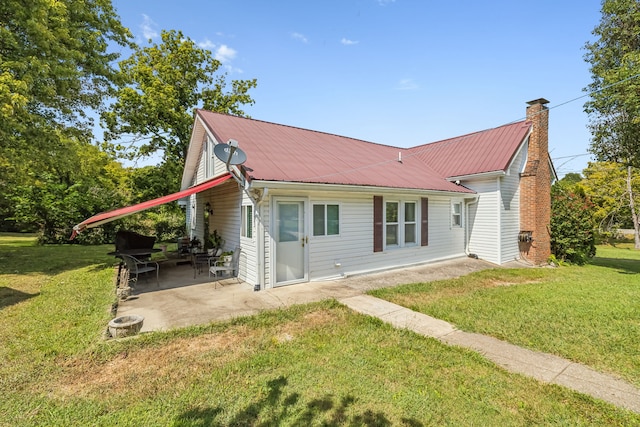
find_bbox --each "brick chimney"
[519,98,551,264]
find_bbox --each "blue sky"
[110,0,603,177]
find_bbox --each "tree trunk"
[627,166,640,249]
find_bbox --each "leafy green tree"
[122,164,187,242]
[0,0,131,145]
[102,29,257,171]
[0,0,132,234]
[10,137,130,243]
[584,0,640,248]
[581,162,640,234]
[560,173,583,186]
[550,181,597,264]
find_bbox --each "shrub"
[550,183,597,264]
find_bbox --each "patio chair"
[209,247,241,281]
[193,248,222,278]
[121,254,159,287]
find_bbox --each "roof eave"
[504,126,533,174]
[249,180,476,196]
[446,170,507,181]
[181,112,208,190]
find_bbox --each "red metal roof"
[407,121,532,177]
[196,111,531,193]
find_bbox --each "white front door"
[275,199,307,286]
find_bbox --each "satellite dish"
[214,141,247,166]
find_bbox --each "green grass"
[371,244,640,389]
[1,234,639,425]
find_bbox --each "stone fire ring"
[108,315,144,338]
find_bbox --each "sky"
[110,0,604,177]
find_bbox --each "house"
[181,98,555,289]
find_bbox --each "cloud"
[198,38,216,50]
[140,14,159,40]
[397,78,419,90]
[195,38,241,72]
[215,44,237,64]
[291,32,308,43]
[341,38,359,45]
[377,0,395,5]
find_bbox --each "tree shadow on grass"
[172,376,424,426]
[590,257,640,275]
[0,287,39,310]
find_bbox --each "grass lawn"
[371,244,640,390]
[1,234,639,425]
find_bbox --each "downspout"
[465,195,479,257]
[496,176,502,264]
[250,187,268,291]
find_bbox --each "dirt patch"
[488,280,541,287]
[54,309,341,398]
[55,326,260,398]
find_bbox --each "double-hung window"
[452,202,462,227]
[313,204,339,236]
[241,205,253,238]
[404,202,417,244]
[385,202,399,245]
[385,201,417,247]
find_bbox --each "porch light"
[205,202,213,215]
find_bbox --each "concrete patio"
[116,256,496,332]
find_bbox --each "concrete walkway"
[340,294,640,414]
[117,257,640,414]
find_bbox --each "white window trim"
[385,200,399,247]
[311,203,341,237]
[404,201,418,246]
[451,201,463,228]
[241,204,253,239]
[204,136,214,179]
[384,199,418,249]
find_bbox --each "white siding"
[195,136,206,184]
[187,136,254,282]
[464,144,526,265]
[465,178,500,264]
[500,148,525,263]
[260,200,271,287]
[262,189,466,288]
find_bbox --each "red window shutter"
[373,196,383,252]
[421,197,429,246]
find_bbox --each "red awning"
[71,173,233,239]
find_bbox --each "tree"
[102,29,258,170]
[0,0,132,144]
[0,0,132,234]
[10,136,130,243]
[550,180,597,264]
[581,162,640,233]
[584,0,640,248]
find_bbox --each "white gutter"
[249,180,475,197]
[447,170,506,182]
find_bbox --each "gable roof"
[188,110,533,194]
[407,121,532,178]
